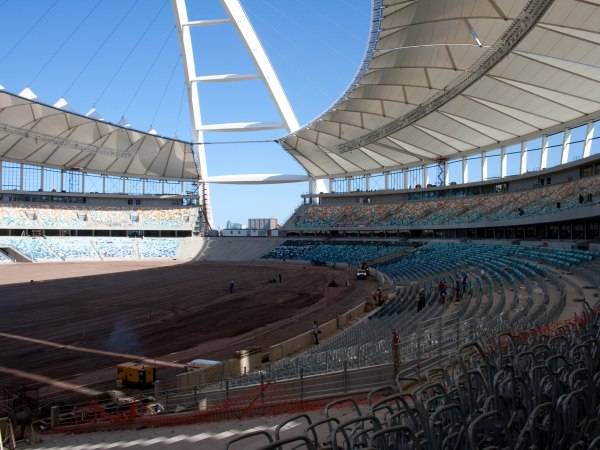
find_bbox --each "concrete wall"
[178,352,263,392]
[268,301,366,362]
[176,301,368,393]
[197,237,286,261]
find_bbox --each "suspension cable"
[150,53,182,128]
[122,25,176,118]
[62,0,142,98]
[28,1,102,87]
[0,0,60,66]
[93,0,168,107]
[174,81,186,138]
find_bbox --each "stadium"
[1,0,600,449]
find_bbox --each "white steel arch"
[172,0,300,229]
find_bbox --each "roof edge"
[277,0,383,143]
[0,89,194,146]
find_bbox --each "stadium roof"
[278,0,600,179]
[0,90,199,180]
[3,0,600,184]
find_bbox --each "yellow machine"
[116,363,156,389]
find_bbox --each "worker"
[312,321,321,344]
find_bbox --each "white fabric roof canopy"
[0,91,199,180]
[279,0,600,179]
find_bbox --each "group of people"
[267,273,283,284]
[417,275,470,311]
[578,192,593,204]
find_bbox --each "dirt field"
[0,260,376,393]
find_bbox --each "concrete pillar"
[500,146,507,178]
[520,141,528,175]
[50,406,61,429]
[154,379,163,400]
[561,128,571,165]
[481,151,488,181]
[540,136,548,170]
[462,156,468,184]
[583,121,595,158]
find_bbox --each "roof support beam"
[184,18,230,26]
[191,74,261,83]
[221,0,299,133]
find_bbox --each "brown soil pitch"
[0,260,376,392]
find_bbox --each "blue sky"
[0,0,371,229]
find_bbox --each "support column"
[310,178,327,197]
[20,163,24,190]
[329,178,333,193]
[561,128,571,165]
[403,169,409,190]
[520,141,528,175]
[384,172,389,190]
[346,176,351,193]
[540,135,548,170]
[500,146,507,178]
[481,151,488,181]
[462,156,469,184]
[423,165,429,187]
[583,121,595,159]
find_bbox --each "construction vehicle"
[116,363,156,389]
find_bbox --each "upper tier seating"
[291,174,600,230]
[0,203,197,230]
